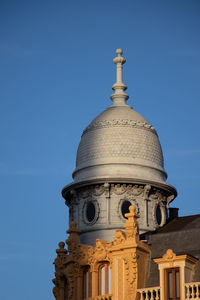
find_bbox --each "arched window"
[98,262,111,295]
[83,267,92,299]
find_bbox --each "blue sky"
[0,1,200,299]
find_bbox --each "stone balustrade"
[185,282,200,299]
[137,287,160,300]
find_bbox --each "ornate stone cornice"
[62,178,177,201]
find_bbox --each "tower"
[62,49,177,245]
[53,49,200,300]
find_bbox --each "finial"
[56,241,67,256]
[124,205,140,242]
[110,49,129,106]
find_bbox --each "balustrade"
[185,282,200,299]
[137,287,160,300]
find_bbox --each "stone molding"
[82,119,156,136]
[71,183,168,201]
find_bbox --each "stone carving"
[113,229,126,245]
[64,262,78,299]
[83,119,156,136]
[111,183,145,196]
[93,184,106,196]
[111,183,128,195]
[124,252,137,288]
[95,239,108,261]
[143,184,151,199]
[149,189,166,202]
[163,249,177,261]
[53,208,150,300]
[65,222,81,260]
[52,278,59,299]
[80,188,90,199]
[76,184,106,200]
[124,206,140,242]
[54,242,68,270]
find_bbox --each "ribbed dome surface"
[73,104,167,184]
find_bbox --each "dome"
[72,49,168,186]
[73,104,167,184]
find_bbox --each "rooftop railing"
[185,282,200,299]
[137,287,160,300]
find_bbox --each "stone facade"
[65,183,171,245]
[53,206,150,300]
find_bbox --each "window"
[86,202,96,222]
[98,262,111,295]
[83,200,99,225]
[83,267,92,299]
[165,268,180,300]
[121,200,132,219]
[156,204,162,225]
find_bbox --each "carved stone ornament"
[124,206,140,242]
[77,184,106,200]
[124,252,137,289]
[111,183,144,196]
[94,239,109,261]
[163,249,177,261]
[113,229,126,245]
[53,207,150,300]
[143,184,151,199]
[83,119,156,136]
[64,262,79,299]
[149,189,166,202]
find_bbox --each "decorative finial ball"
[116,48,123,55]
[129,205,136,214]
[58,241,65,249]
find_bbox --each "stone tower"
[62,49,177,246]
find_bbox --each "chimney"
[169,207,179,220]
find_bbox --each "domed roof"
[72,49,168,186]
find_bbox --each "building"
[53,49,200,300]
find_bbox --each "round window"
[86,202,96,223]
[121,200,132,219]
[156,204,162,225]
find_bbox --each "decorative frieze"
[65,183,170,244]
[82,119,156,136]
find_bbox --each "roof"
[142,214,200,235]
[141,214,200,287]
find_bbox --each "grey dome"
[73,103,167,185]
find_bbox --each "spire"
[110,48,129,106]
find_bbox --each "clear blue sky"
[0,1,200,299]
